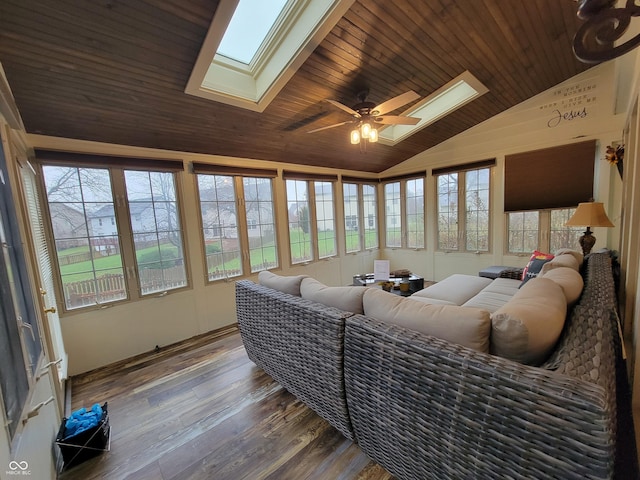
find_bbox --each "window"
[550,208,582,252]
[437,173,458,250]
[285,174,337,264]
[465,169,490,251]
[363,184,378,250]
[507,211,539,254]
[196,172,278,280]
[384,176,424,249]
[315,181,337,258]
[243,177,278,272]
[406,178,424,248]
[287,179,312,263]
[36,152,187,311]
[384,182,401,247]
[506,208,583,254]
[187,0,352,112]
[343,181,379,252]
[343,183,360,253]
[436,166,491,252]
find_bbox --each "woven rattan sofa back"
[235,280,354,440]
[343,252,618,480]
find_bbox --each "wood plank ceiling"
[0,0,592,173]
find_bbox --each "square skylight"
[186,0,355,112]
[216,0,289,65]
[378,71,489,145]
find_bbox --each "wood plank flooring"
[60,327,394,480]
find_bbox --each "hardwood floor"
[60,327,394,480]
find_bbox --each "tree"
[298,204,310,234]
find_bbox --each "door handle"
[44,306,56,314]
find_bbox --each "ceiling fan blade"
[325,99,360,117]
[375,115,421,125]
[307,121,352,134]
[373,90,420,116]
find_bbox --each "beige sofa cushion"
[411,274,493,306]
[462,291,513,313]
[540,253,580,275]
[541,267,584,304]
[300,277,365,314]
[554,248,584,266]
[461,278,522,313]
[258,271,308,296]
[407,296,457,306]
[364,288,491,353]
[482,278,522,296]
[490,277,567,365]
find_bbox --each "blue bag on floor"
[64,403,103,439]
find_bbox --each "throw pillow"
[363,288,491,353]
[258,271,308,296]
[521,250,554,286]
[300,277,365,314]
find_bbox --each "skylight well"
[186,0,355,112]
[378,71,489,145]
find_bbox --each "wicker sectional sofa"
[235,252,627,479]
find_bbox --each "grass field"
[59,227,381,283]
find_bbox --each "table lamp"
[565,201,614,256]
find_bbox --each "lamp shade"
[565,202,614,227]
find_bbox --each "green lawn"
[59,243,181,281]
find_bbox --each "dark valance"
[34,149,184,172]
[191,162,277,178]
[432,158,496,176]
[282,170,338,182]
[379,171,426,183]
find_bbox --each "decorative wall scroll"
[573,0,640,63]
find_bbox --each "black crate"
[56,402,110,470]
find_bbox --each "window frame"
[505,207,584,255]
[194,171,279,282]
[284,174,338,265]
[435,166,492,253]
[382,174,425,249]
[342,180,379,253]
[35,153,190,314]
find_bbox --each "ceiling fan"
[308,90,421,144]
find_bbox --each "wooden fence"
[64,266,186,308]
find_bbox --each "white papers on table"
[373,260,390,281]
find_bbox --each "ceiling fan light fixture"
[361,121,372,139]
[350,128,361,144]
[369,128,378,143]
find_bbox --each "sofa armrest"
[235,280,354,440]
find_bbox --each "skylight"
[378,71,489,145]
[186,0,355,112]
[217,0,288,65]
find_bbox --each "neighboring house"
[48,203,86,248]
